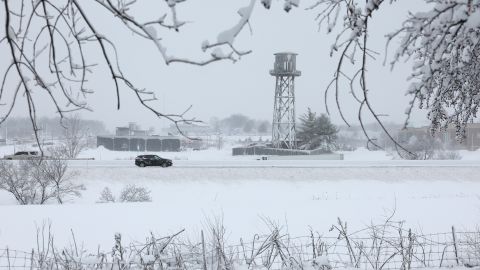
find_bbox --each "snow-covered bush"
[435,150,462,160]
[97,187,116,203]
[404,135,442,160]
[119,185,152,202]
[97,185,152,203]
[0,159,83,205]
[0,161,42,205]
[463,228,480,267]
[392,134,462,160]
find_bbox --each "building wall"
[162,139,181,151]
[97,136,181,152]
[129,138,146,151]
[97,136,113,150]
[146,138,162,151]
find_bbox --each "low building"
[398,123,480,151]
[97,123,181,151]
[97,135,181,152]
[116,122,150,137]
[162,123,213,136]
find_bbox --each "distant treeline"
[210,114,270,135]
[0,117,107,139]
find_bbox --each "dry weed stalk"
[2,217,479,270]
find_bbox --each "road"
[68,159,480,168]
[65,159,480,182]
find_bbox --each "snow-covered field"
[0,146,479,253]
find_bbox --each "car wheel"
[138,162,146,167]
[161,163,167,168]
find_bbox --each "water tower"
[270,52,301,149]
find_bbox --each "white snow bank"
[1,165,479,251]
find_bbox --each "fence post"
[30,249,35,270]
[202,230,207,270]
[6,247,11,270]
[451,226,459,265]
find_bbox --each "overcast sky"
[3,0,429,132]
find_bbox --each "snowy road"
[65,159,480,182]
[68,159,480,169]
[65,160,480,182]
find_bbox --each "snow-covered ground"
[0,145,479,253]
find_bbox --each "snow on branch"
[200,0,257,63]
[199,0,301,63]
[308,0,414,156]
[309,0,480,156]
[386,0,480,140]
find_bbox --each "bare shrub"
[97,187,116,203]
[402,135,442,160]
[393,135,462,160]
[462,228,480,267]
[59,115,88,159]
[0,160,43,204]
[435,151,462,160]
[42,158,83,204]
[119,184,152,202]
[0,158,83,205]
[96,185,151,203]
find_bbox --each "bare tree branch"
[1,0,297,148]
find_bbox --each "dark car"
[135,155,172,168]
[4,151,42,160]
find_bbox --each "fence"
[0,226,478,270]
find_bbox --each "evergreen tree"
[297,108,338,151]
[297,108,317,146]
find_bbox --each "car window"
[15,152,27,155]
